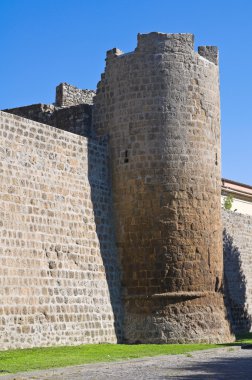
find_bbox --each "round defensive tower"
[93,32,233,343]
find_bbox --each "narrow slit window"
[124,150,129,163]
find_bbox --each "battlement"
[136,32,194,53]
[198,45,219,65]
[106,32,218,66]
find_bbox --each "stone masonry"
[4,84,94,138]
[0,111,122,349]
[2,31,251,349]
[56,83,95,107]
[222,209,252,333]
[93,32,232,343]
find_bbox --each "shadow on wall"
[87,138,123,342]
[223,229,252,336]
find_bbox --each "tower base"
[123,292,234,343]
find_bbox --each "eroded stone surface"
[0,32,239,349]
[55,83,95,107]
[93,32,233,343]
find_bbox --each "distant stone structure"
[55,82,95,107]
[1,32,251,350]
[4,83,94,137]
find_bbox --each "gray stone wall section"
[4,103,93,138]
[51,104,93,137]
[56,83,96,107]
[0,111,122,349]
[222,209,252,334]
[3,104,56,125]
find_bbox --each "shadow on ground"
[161,354,252,379]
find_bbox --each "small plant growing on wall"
[223,195,234,210]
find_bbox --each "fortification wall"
[222,209,252,333]
[2,32,250,348]
[56,83,95,107]
[5,104,93,138]
[4,85,93,138]
[0,111,122,349]
[93,32,233,343]
[51,104,93,137]
[4,104,56,126]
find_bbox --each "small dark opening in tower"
[215,276,220,292]
[215,153,218,166]
[124,150,129,163]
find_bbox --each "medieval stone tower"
[1,32,240,350]
[93,32,233,343]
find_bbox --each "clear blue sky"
[1,0,251,184]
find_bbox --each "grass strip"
[0,333,251,375]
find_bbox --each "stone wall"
[93,32,233,343]
[4,104,56,126]
[222,209,252,334]
[4,103,93,138]
[51,104,93,137]
[56,83,95,107]
[2,32,250,348]
[0,111,122,349]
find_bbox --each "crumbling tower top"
[105,32,218,66]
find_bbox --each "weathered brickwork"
[93,32,233,343]
[51,104,93,137]
[4,104,56,126]
[2,32,248,349]
[56,83,95,107]
[5,93,93,138]
[0,111,122,349]
[222,209,252,333]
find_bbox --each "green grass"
[0,333,252,375]
[235,332,252,342]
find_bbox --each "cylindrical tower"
[93,32,233,343]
